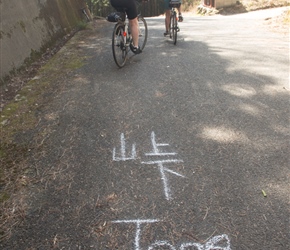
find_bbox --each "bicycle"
[81,7,91,22]
[168,0,181,45]
[107,1,148,68]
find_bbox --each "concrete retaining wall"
[215,0,237,9]
[0,0,86,81]
[203,0,237,8]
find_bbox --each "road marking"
[141,159,183,164]
[113,131,185,200]
[141,131,185,200]
[112,219,231,250]
[112,219,160,250]
[179,234,231,250]
[113,133,137,161]
[111,133,231,249]
[141,161,185,200]
[145,131,177,156]
[148,241,176,250]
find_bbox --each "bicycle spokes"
[112,24,128,67]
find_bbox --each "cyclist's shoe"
[130,43,142,54]
[178,14,183,22]
[164,31,169,36]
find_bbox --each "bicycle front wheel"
[138,15,148,50]
[171,12,177,45]
[112,23,127,68]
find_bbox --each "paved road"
[2,7,289,250]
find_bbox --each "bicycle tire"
[172,12,177,45]
[137,15,148,51]
[169,14,172,39]
[112,23,127,68]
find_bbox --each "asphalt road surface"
[1,7,289,250]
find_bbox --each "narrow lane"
[2,8,289,250]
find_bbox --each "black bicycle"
[168,0,181,45]
[81,7,91,22]
[107,2,148,68]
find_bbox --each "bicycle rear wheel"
[171,12,177,45]
[112,23,127,68]
[137,15,148,50]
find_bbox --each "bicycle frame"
[81,7,91,22]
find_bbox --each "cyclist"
[163,0,183,36]
[110,0,142,54]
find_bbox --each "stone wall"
[215,0,237,9]
[0,0,86,81]
[203,0,237,8]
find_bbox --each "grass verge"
[0,28,89,241]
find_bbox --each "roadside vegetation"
[238,0,290,29]
[84,0,289,16]
[239,0,289,11]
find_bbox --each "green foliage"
[86,0,110,7]
[86,0,112,16]
[182,0,197,11]
[77,20,88,30]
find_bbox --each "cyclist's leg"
[129,17,142,54]
[123,0,142,53]
[110,0,123,11]
[129,18,139,47]
[164,0,171,35]
[164,10,171,35]
[110,0,140,50]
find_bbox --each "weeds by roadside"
[197,0,289,15]
[239,0,289,11]
[0,142,31,240]
[0,24,92,242]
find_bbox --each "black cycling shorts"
[110,0,138,20]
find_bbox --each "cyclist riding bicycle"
[163,0,183,36]
[110,0,142,54]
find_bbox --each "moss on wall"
[0,0,86,82]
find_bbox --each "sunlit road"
[2,7,289,250]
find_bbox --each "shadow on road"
[1,17,289,249]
